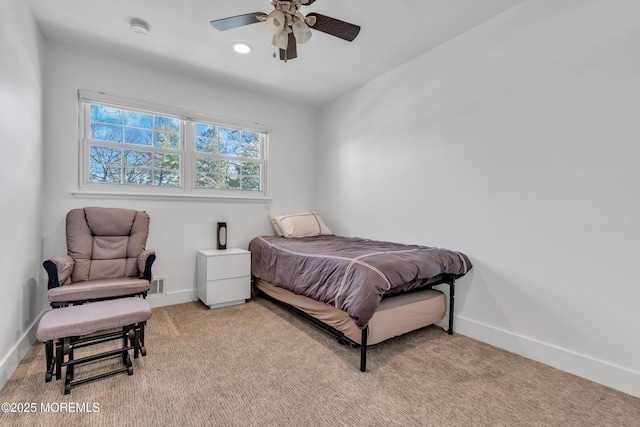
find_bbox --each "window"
[193,123,262,192]
[79,91,269,200]
[87,105,182,187]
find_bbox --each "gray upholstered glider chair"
[43,207,156,308]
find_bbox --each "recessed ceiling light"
[130,18,150,35]
[231,41,253,54]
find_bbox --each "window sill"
[72,190,272,203]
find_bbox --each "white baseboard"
[455,315,640,398]
[146,289,197,308]
[0,310,44,391]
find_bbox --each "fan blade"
[210,13,265,31]
[279,33,297,61]
[306,13,360,42]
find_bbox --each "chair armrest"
[138,250,156,281]
[43,255,74,290]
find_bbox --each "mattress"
[256,279,446,345]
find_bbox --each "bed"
[248,212,472,371]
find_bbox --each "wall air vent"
[149,276,166,295]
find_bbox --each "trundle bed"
[248,213,472,371]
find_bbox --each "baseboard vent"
[149,276,166,295]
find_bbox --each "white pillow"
[269,214,284,236]
[273,212,333,238]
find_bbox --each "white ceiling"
[27,0,525,107]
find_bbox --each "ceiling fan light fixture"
[292,17,311,44]
[129,18,150,35]
[265,10,286,35]
[209,2,361,61]
[272,31,288,50]
[231,41,253,54]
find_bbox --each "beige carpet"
[1,297,638,426]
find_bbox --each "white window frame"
[77,90,270,201]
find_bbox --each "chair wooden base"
[45,323,146,395]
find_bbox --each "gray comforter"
[249,235,472,329]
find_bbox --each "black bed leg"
[448,277,455,335]
[360,326,368,372]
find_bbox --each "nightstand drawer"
[204,277,251,305]
[205,252,250,280]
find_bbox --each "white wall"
[318,0,640,397]
[0,0,45,388]
[41,39,318,307]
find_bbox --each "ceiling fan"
[210,0,360,62]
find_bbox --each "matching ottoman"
[36,297,151,395]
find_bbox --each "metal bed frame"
[256,274,457,372]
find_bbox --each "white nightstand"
[196,248,251,309]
